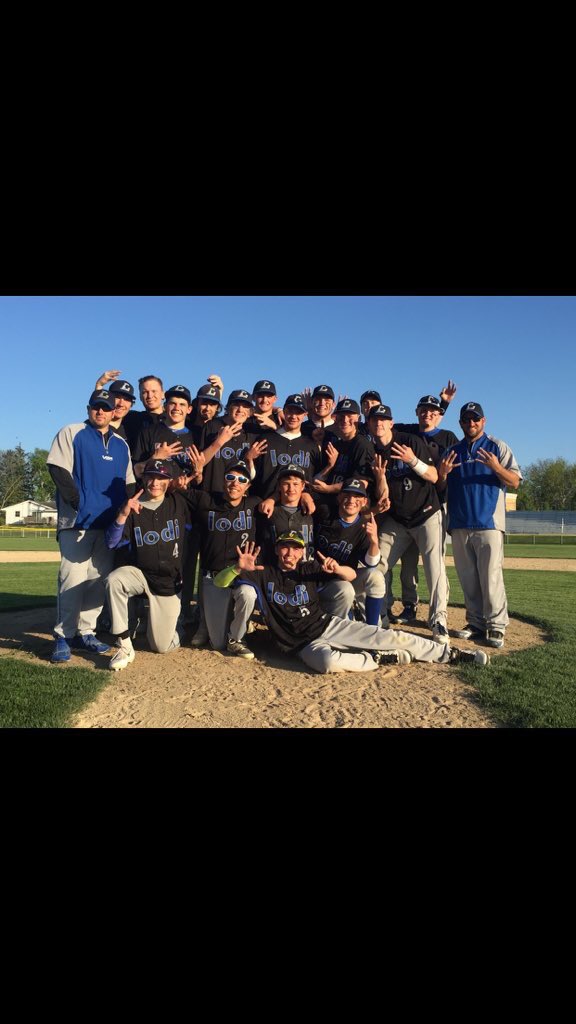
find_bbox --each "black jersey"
[105,492,192,596]
[313,505,371,568]
[319,431,374,486]
[244,409,283,434]
[200,417,259,495]
[254,431,322,499]
[133,420,200,479]
[185,490,263,573]
[234,559,331,652]
[257,505,315,563]
[371,429,440,528]
[393,424,459,499]
[122,409,164,455]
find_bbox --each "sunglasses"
[225,473,249,484]
[461,415,482,423]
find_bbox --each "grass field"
[446,544,576,560]
[0,537,59,552]
[0,561,575,728]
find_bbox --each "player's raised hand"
[118,488,144,519]
[439,380,457,403]
[302,386,314,413]
[236,542,264,571]
[316,550,339,574]
[169,474,190,492]
[155,440,183,459]
[372,453,388,477]
[337,393,349,404]
[207,374,223,395]
[245,439,268,462]
[217,421,243,444]
[362,512,378,543]
[324,441,339,468]
[475,447,499,471]
[390,442,416,464]
[376,494,391,513]
[438,449,461,481]
[185,445,205,470]
[95,369,121,389]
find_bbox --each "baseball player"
[367,403,450,642]
[95,371,165,454]
[132,385,204,483]
[199,389,263,496]
[182,460,264,658]
[104,459,193,670]
[257,464,315,563]
[313,478,385,625]
[312,399,373,508]
[245,380,284,432]
[214,534,489,671]
[438,401,521,648]
[252,393,322,501]
[358,390,383,437]
[300,384,337,438]
[47,388,136,663]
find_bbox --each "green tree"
[517,458,576,511]
[27,449,54,503]
[0,444,29,510]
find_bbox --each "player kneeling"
[214,533,490,673]
[105,459,190,670]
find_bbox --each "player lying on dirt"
[214,534,490,672]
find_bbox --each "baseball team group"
[45,369,521,675]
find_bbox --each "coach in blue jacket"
[438,402,521,649]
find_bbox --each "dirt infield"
[0,603,547,729]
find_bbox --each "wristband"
[410,458,429,478]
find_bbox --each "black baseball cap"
[109,380,136,402]
[275,530,306,548]
[277,464,307,481]
[227,389,255,407]
[283,393,306,411]
[360,389,382,405]
[196,384,222,405]
[417,395,443,412]
[88,389,115,410]
[312,384,335,400]
[341,478,368,497]
[335,398,360,415]
[367,403,393,420]
[165,384,192,404]
[142,459,173,479]
[227,460,251,477]
[252,380,277,395]
[460,401,485,419]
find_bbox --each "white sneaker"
[432,623,449,642]
[110,638,136,671]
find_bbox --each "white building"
[2,500,57,525]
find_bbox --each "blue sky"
[1,295,574,470]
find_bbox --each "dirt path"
[0,604,547,729]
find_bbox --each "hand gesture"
[185,445,205,471]
[316,550,339,574]
[154,440,183,459]
[476,447,499,472]
[169,474,190,492]
[337,393,348,405]
[217,421,243,445]
[372,453,388,478]
[390,442,416,464]
[324,441,339,469]
[376,494,391,513]
[362,512,378,544]
[275,407,285,426]
[236,541,264,572]
[302,386,314,414]
[207,374,223,395]
[118,488,144,518]
[96,369,121,389]
[439,380,457,403]
[245,439,268,462]
[310,479,332,494]
[438,450,461,481]
[259,498,275,518]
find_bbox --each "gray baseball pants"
[201,574,257,650]
[298,615,451,673]
[54,529,115,640]
[386,506,450,612]
[106,565,181,653]
[318,567,385,619]
[378,509,448,628]
[450,529,509,632]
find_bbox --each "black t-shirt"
[256,505,315,563]
[370,429,440,528]
[200,417,259,495]
[254,431,322,499]
[313,504,371,568]
[132,420,201,479]
[234,559,331,652]
[107,492,193,596]
[185,490,263,573]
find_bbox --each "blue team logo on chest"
[266,582,310,606]
[208,509,253,532]
[270,450,311,468]
[134,519,180,547]
[215,443,250,461]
